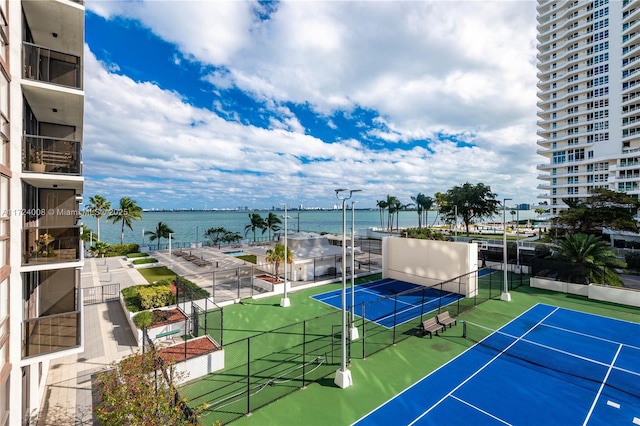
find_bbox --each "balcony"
[23,311,80,358]
[22,226,81,265]
[23,135,81,175]
[22,267,81,358]
[22,42,82,90]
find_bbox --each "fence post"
[246,338,251,415]
[392,296,397,345]
[212,271,216,302]
[237,267,241,299]
[302,321,307,389]
[361,303,366,360]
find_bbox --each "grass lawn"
[137,266,177,283]
[183,280,639,426]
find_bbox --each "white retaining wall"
[382,237,478,297]
[530,277,640,307]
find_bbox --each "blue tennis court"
[312,278,463,328]
[354,304,640,425]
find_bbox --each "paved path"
[37,256,146,425]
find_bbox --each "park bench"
[437,311,457,328]
[420,317,445,338]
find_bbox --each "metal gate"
[82,283,120,305]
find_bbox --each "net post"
[461,320,466,338]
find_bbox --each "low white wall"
[172,336,225,385]
[589,284,640,307]
[531,277,640,307]
[530,277,589,297]
[383,237,478,297]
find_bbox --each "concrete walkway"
[37,256,147,425]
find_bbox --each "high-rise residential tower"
[537,0,640,214]
[1,0,85,423]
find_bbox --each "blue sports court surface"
[311,278,463,328]
[354,304,640,425]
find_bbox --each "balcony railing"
[23,310,80,358]
[22,226,81,265]
[23,135,81,175]
[22,42,82,89]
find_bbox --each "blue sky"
[83,1,539,210]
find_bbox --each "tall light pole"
[515,207,520,273]
[195,225,199,247]
[454,205,458,239]
[280,204,291,308]
[501,198,512,302]
[334,188,359,389]
[350,200,359,340]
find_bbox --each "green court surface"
[180,276,639,426]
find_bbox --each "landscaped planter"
[253,274,291,294]
[158,335,225,385]
[119,294,187,347]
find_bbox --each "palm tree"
[376,200,388,230]
[89,241,110,257]
[411,193,434,229]
[107,197,143,245]
[553,233,626,286]
[86,195,111,241]
[244,213,266,242]
[432,192,447,227]
[80,224,95,244]
[385,195,401,231]
[145,222,175,250]
[265,243,293,281]
[265,212,282,241]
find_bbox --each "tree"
[432,191,447,227]
[244,213,266,242]
[438,182,500,237]
[411,193,434,229]
[510,210,517,225]
[133,311,153,354]
[205,227,228,246]
[220,231,242,244]
[145,222,175,250]
[89,241,110,257]
[80,224,95,244]
[384,195,401,231]
[265,212,282,241]
[535,207,548,217]
[86,195,110,241]
[107,197,143,245]
[376,199,388,230]
[553,233,626,286]
[552,188,640,235]
[265,242,293,281]
[94,350,197,425]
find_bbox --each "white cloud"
[83,1,542,208]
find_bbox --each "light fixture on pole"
[350,200,359,340]
[501,198,512,302]
[280,204,291,308]
[168,233,173,268]
[515,207,520,273]
[454,205,458,239]
[334,188,359,389]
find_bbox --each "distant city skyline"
[84,1,539,210]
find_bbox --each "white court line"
[450,395,512,425]
[351,304,546,426]
[541,323,640,352]
[407,307,560,426]
[373,294,456,326]
[582,344,623,426]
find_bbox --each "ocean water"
[83,209,542,246]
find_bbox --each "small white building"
[247,232,354,281]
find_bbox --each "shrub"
[138,285,175,310]
[133,311,153,329]
[132,258,159,265]
[625,252,640,270]
[127,252,150,258]
[105,244,140,257]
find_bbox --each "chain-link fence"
[180,266,530,425]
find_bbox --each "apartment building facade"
[1,0,85,424]
[537,0,640,214]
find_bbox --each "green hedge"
[132,258,159,265]
[137,285,175,310]
[127,252,150,258]
[104,244,140,257]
